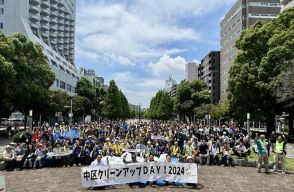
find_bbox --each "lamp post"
[65,99,73,124]
[258,109,261,130]
[29,110,33,133]
[247,113,250,143]
[208,115,211,128]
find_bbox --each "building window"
[0,0,4,5]
[56,79,59,87]
[0,8,4,15]
[0,22,3,29]
[60,81,66,89]
[67,84,72,92]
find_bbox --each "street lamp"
[258,109,261,130]
[247,113,250,143]
[29,109,33,133]
[64,99,73,124]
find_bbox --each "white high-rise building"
[0,0,79,95]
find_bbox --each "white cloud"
[112,71,134,82]
[148,55,186,81]
[76,1,201,66]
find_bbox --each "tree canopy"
[228,8,294,135]
[147,90,173,120]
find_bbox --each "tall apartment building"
[185,62,198,82]
[220,0,281,102]
[164,76,177,97]
[281,0,294,10]
[79,68,104,88]
[198,51,221,104]
[0,0,79,95]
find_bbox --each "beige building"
[220,0,281,102]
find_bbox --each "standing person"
[274,135,287,174]
[255,134,270,173]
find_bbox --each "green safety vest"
[259,140,268,154]
[275,141,284,154]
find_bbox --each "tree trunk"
[266,113,275,137]
[288,111,293,135]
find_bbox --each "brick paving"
[0,166,294,192]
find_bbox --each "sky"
[75,0,236,108]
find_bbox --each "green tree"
[175,80,211,122]
[147,90,173,120]
[76,77,96,101]
[46,90,68,116]
[93,85,106,118]
[8,33,55,118]
[228,8,294,135]
[0,32,15,117]
[70,95,92,121]
[103,80,123,119]
[120,90,130,119]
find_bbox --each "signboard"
[81,162,197,188]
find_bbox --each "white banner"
[81,162,197,188]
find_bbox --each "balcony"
[41,30,49,38]
[58,38,64,44]
[41,0,50,8]
[58,32,64,37]
[51,11,58,18]
[30,0,40,5]
[58,45,64,51]
[58,6,65,13]
[41,16,50,23]
[50,3,58,11]
[30,22,39,30]
[41,23,50,30]
[40,8,50,16]
[50,38,57,45]
[50,25,57,31]
[30,5,39,13]
[51,0,58,4]
[50,18,58,25]
[50,32,57,38]
[30,14,39,22]
[58,12,65,19]
[70,44,74,49]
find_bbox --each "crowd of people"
[1,120,255,172]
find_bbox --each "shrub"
[13,131,24,143]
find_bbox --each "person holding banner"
[186,156,198,189]
[90,154,107,166]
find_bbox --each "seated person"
[209,142,221,165]
[221,143,234,167]
[199,140,209,165]
[234,142,248,158]
[2,145,15,171]
[34,143,45,169]
[14,143,26,170]
[72,140,82,166]
[23,144,35,169]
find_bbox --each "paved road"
[0,166,293,192]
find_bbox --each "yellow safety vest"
[185,145,193,155]
[171,146,180,156]
[275,141,284,154]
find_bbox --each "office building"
[185,62,198,82]
[281,0,294,11]
[198,51,221,103]
[220,0,281,102]
[0,0,79,95]
[164,76,177,97]
[79,68,104,88]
